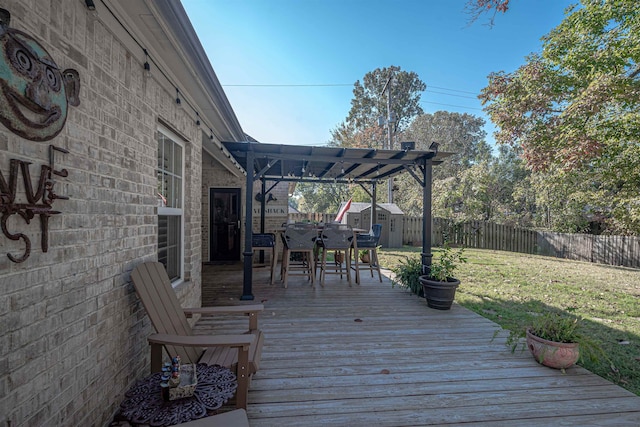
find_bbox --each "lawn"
[377,246,640,396]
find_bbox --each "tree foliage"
[464,0,511,26]
[480,0,640,234]
[295,66,426,213]
[401,111,492,179]
[394,111,493,217]
[295,182,352,214]
[347,65,426,140]
[329,121,386,149]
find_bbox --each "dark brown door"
[209,188,241,262]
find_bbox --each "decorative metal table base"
[118,364,237,426]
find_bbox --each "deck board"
[200,263,640,426]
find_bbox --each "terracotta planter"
[419,276,460,310]
[526,329,580,369]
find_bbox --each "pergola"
[221,141,452,300]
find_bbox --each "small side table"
[117,364,237,427]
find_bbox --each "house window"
[157,127,183,281]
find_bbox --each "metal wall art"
[0,8,80,141]
[0,8,75,262]
[0,145,69,263]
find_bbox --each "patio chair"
[252,233,276,285]
[131,261,265,409]
[350,223,383,283]
[282,223,317,288]
[316,223,354,286]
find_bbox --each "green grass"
[378,246,640,396]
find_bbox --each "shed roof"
[344,202,404,215]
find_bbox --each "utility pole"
[380,70,395,203]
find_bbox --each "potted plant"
[391,256,423,296]
[419,243,467,310]
[359,249,370,264]
[504,312,606,372]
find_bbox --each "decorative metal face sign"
[0,8,80,141]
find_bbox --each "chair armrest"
[148,332,255,406]
[183,304,263,331]
[148,333,255,349]
[183,304,264,317]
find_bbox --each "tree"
[490,144,535,226]
[393,111,494,217]
[295,66,426,211]
[480,0,640,234]
[464,0,511,26]
[295,182,352,214]
[401,111,492,179]
[346,65,426,146]
[328,121,386,149]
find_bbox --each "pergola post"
[371,181,377,231]
[421,157,433,275]
[258,178,266,263]
[241,149,255,300]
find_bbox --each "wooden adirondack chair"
[131,262,265,409]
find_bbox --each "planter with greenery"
[391,256,423,296]
[505,312,606,372]
[419,244,467,310]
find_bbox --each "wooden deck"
[200,263,640,426]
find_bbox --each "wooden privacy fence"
[289,212,335,224]
[405,217,640,269]
[288,213,640,268]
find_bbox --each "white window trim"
[157,124,185,284]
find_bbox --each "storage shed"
[342,202,404,248]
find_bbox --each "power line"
[428,85,478,95]
[221,82,480,96]
[425,90,478,99]
[421,101,483,111]
[223,83,352,87]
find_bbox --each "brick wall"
[0,1,208,425]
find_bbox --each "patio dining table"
[271,224,369,284]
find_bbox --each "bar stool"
[350,224,383,283]
[252,233,276,285]
[316,223,354,286]
[282,223,317,288]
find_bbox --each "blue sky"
[181,0,576,147]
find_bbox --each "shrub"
[392,256,423,295]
